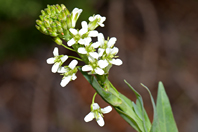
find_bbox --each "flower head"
[58,59,78,87]
[84,103,112,127]
[82,56,107,75]
[88,14,106,30]
[67,21,98,46]
[46,47,68,73]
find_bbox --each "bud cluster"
[35,4,82,42]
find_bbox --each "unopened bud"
[54,37,62,45]
[57,26,63,33]
[40,26,48,34]
[61,21,67,30]
[55,4,62,13]
[50,32,58,37]
[36,20,43,25]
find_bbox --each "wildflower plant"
[36,4,178,132]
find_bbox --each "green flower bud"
[40,25,48,34]
[41,10,46,16]
[36,20,43,25]
[39,15,44,21]
[52,27,57,33]
[61,21,67,30]
[55,21,61,27]
[45,8,51,15]
[55,4,62,13]
[66,15,72,29]
[54,37,62,45]
[35,25,40,30]
[61,4,66,10]
[57,26,63,33]
[50,5,56,16]
[46,27,53,33]
[44,21,50,28]
[50,32,58,37]
[60,11,66,20]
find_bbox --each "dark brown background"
[0,0,198,131]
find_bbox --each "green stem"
[92,92,97,104]
[68,56,83,61]
[61,44,75,51]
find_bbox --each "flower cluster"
[38,4,120,126]
[42,5,123,87]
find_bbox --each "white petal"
[46,57,55,64]
[101,106,112,114]
[81,21,88,30]
[98,33,105,45]
[111,47,119,55]
[68,60,78,69]
[52,62,60,73]
[69,28,78,35]
[98,59,109,69]
[96,114,105,127]
[79,37,91,45]
[53,47,59,56]
[82,65,93,71]
[72,8,83,16]
[88,16,94,21]
[110,59,123,66]
[107,37,117,48]
[89,52,99,59]
[57,67,68,73]
[84,112,94,122]
[89,30,98,37]
[91,42,100,48]
[60,76,71,87]
[88,56,95,62]
[72,74,77,80]
[67,38,76,46]
[78,47,87,54]
[92,103,100,110]
[79,28,88,36]
[95,67,104,75]
[60,55,68,63]
[105,48,111,55]
[98,48,105,57]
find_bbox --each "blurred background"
[0,0,198,131]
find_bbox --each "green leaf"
[125,80,151,132]
[141,83,161,132]
[154,82,178,132]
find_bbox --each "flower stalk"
[36,4,178,132]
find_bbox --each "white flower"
[71,8,83,28]
[82,57,106,75]
[67,21,98,46]
[106,47,123,65]
[89,14,106,27]
[46,47,68,73]
[58,60,78,87]
[77,41,100,59]
[84,103,112,127]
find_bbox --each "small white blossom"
[71,8,83,28]
[58,60,78,87]
[84,103,112,127]
[68,21,98,46]
[46,47,68,73]
[89,14,106,28]
[82,57,105,75]
[77,41,100,59]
